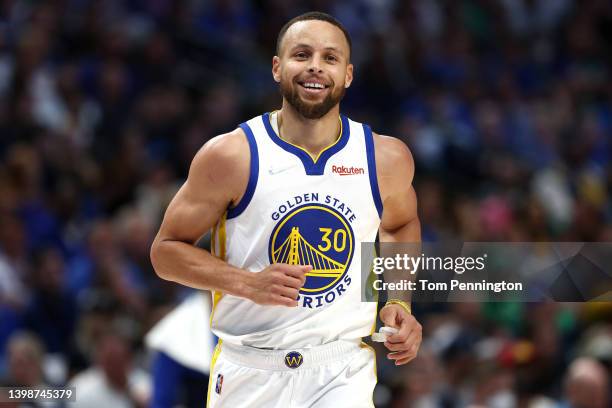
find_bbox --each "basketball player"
[150,12,421,407]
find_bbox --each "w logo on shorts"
[215,373,223,394]
[284,351,304,369]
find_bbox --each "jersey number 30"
[318,228,347,252]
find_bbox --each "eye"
[294,51,308,59]
[326,54,338,62]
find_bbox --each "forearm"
[379,218,421,304]
[151,238,252,298]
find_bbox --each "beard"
[280,77,346,119]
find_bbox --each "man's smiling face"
[273,20,353,119]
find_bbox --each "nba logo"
[215,373,223,394]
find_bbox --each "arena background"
[0,0,610,407]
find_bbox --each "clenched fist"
[379,303,422,365]
[242,263,311,307]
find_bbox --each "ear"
[345,63,354,88]
[272,56,281,83]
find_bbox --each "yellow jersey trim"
[206,340,223,406]
[209,212,227,327]
[269,110,343,163]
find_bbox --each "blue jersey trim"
[262,112,351,176]
[363,124,383,217]
[227,122,259,219]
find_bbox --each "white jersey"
[210,112,382,349]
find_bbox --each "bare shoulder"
[372,133,415,191]
[188,127,250,205]
[372,133,419,232]
[155,127,250,243]
[191,127,249,178]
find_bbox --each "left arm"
[374,133,422,365]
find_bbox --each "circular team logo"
[284,351,304,369]
[269,203,354,295]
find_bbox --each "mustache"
[294,75,333,87]
[279,77,345,119]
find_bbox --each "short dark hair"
[276,12,352,59]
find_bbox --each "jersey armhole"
[226,122,259,219]
[363,124,383,218]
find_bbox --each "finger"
[386,322,411,343]
[278,264,311,280]
[410,337,421,352]
[273,294,298,307]
[387,322,420,346]
[287,263,312,273]
[387,349,416,361]
[386,328,421,353]
[379,307,398,328]
[383,341,408,352]
[386,326,410,344]
[387,317,420,343]
[277,285,299,301]
[393,340,422,363]
[281,274,304,289]
[269,284,298,300]
[394,355,418,365]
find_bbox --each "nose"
[308,55,323,73]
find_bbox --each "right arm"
[150,128,308,307]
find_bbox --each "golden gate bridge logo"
[272,227,346,277]
[269,204,354,295]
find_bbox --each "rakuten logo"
[331,165,365,175]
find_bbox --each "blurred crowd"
[0,0,610,407]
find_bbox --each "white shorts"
[206,340,376,408]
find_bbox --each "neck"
[277,102,341,157]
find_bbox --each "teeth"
[303,82,325,89]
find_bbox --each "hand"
[243,263,310,307]
[379,303,422,365]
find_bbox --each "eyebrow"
[290,44,345,55]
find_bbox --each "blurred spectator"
[0,211,29,303]
[67,220,146,316]
[23,246,77,358]
[1,331,65,406]
[389,346,448,408]
[0,330,66,408]
[561,357,609,408]
[68,332,150,408]
[2,331,47,388]
[0,213,29,310]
